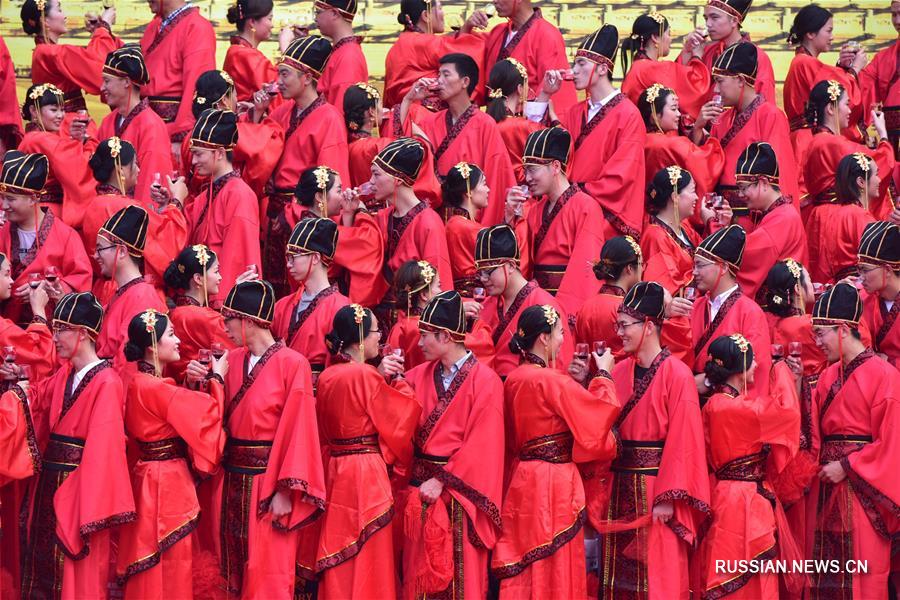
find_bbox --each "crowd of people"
[0,0,898,597]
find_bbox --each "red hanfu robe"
[690,288,773,396]
[318,36,368,117]
[558,93,647,239]
[492,364,620,598]
[184,172,261,306]
[525,185,603,316]
[96,277,167,366]
[497,116,542,184]
[328,211,387,307]
[806,351,900,598]
[475,281,573,378]
[139,7,216,140]
[314,361,420,599]
[574,284,627,361]
[400,355,504,600]
[0,317,54,382]
[97,100,174,205]
[863,291,900,368]
[0,386,39,487]
[116,369,226,598]
[209,342,324,598]
[166,298,235,383]
[21,361,135,600]
[736,198,809,298]
[594,350,710,599]
[806,202,875,284]
[623,57,711,121]
[0,209,92,325]
[386,312,495,371]
[445,214,481,295]
[644,132,725,207]
[405,105,516,225]
[680,36,777,105]
[223,36,281,106]
[640,217,702,296]
[860,40,900,154]
[271,284,350,378]
[480,9,577,112]
[0,35,23,149]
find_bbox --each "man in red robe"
[0,34,23,155]
[691,42,801,228]
[473,224,572,377]
[858,221,900,368]
[314,0,368,118]
[0,151,92,325]
[20,292,135,599]
[806,282,900,598]
[520,126,603,316]
[139,0,216,146]
[97,47,174,205]
[400,53,516,225]
[400,290,504,600]
[859,0,900,160]
[529,24,647,239]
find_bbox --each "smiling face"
[248,10,274,39]
[194,258,222,296]
[190,147,219,178]
[692,256,727,293]
[616,312,649,354]
[542,319,565,360]
[658,93,681,132]
[813,324,842,362]
[469,174,490,211]
[93,233,124,278]
[675,178,698,218]
[154,322,181,364]
[1,192,36,225]
[122,158,141,191]
[277,65,312,100]
[30,102,64,131]
[807,17,834,53]
[478,261,512,297]
[523,162,557,197]
[100,74,133,110]
[655,26,673,57]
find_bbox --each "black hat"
[619,281,666,323]
[280,35,333,78]
[858,221,900,268]
[222,280,276,326]
[523,126,571,168]
[295,166,338,211]
[373,138,424,187]
[190,109,239,151]
[419,290,466,342]
[712,42,758,85]
[707,0,753,23]
[0,151,48,195]
[735,142,779,185]
[53,292,104,336]
[193,70,235,118]
[696,224,746,272]
[812,282,862,327]
[103,46,150,86]
[98,205,148,257]
[315,0,357,20]
[576,24,619,71]
[286,217,338,261]
[163,244,218,290]
[707,333,755,374]
[22,83,63,120]
[475,224,520,268]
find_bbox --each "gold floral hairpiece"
[645,83,666,105]
[454,162,472,179]
[195,95,207,105]
[826,80,842,103]
[192,244,211,306]
[417,260,436,286]
[541,305,559,327]
[624,235,642,260]
[220,70,234,86]
[852,152,870,172]
[488,87,504,99]
[648,11,665,24]
[109,136,122,158]
[729,333,750,352]
[784,258,801,280]
[355,82,381,101]
[141,309,162,376]
[666,165,683,189]
[505,58,528,83]
[36,0,46,11]
[29,83,62,101]
[314,166,332,190]
[351,303,366,353]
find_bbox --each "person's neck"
[656,204,680,230]
[391,188,420,216]
[589,78,615,104]
[18,209,41,232]
[756,190,780,212]
[114,260,142,288]
[161,1,187,20]
[501,270,528,307]
[70,344,100,372]
[880,277,900,301]
[104,177,123,193]
[644,44,660,61]
[45,30,61,44]
[459,198,477,219]
[635,338,663,368]
[725,374,746,393]
[447,94,472,120]
[712,276,738,298]
[293,86,320,111]
[611,276,632,292]
[509,3,533,29]
[504,93,520,115]
[801,41,820,58]
[184,286,203,305]
[239,30,259,48]
[328,21,354,43]
[739,88,758,111]
[118,93,141,116]
[212,161,234,180]
[246,328,276,357]
[840,338,867,366]
[345,346,365,363]
[301,268,330,295]
[547,176,570,203]
[722,28,742,47]
[439,344,468,372]
[529,343,549,364]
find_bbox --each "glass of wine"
[17,365,31,382]
[683,286,697,301]
[593,341,606,355]
[472,287,486,303]
[575,343,590,361]
[771,344,784,361]
[28,273,42,289]
[198,349,213,373]
[482,3,495,17]
[560,69,575,81]
[788,342,803,358]
[44,266,59,285]
[379,343,394,358]
[3,346,16,364]
[210,342,226,360]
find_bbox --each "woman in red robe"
[315,304,420,598]
[493,305,620,598]
[485,58,542,184]
[0,34,23,155]
[443,162,490,296]
[222,0,284,106]
[697,335,803,598]
[0,252,55,381]
[116,309,226,598]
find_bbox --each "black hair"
[88,139,137,184]
[593,236,641,281]
[398,0,429,30]
[787,4,832,46]
[294,166,338,208]
[646,166,693,215]
[485,59,525,123]
[192,71,234,119]
[343,84,378,134]
[441,163,484,208]
[395,259,434,314]
[21,84,62,121]
[804,80,844,130]
[325,304,374,355]
[509,305,555,355]
[704,334,754,386]
[21,0,48,36]
[835,153,874,205]
[163,245,220,290]
[123,312,169,362]
[227,0,274,31]
[762,260,804,317]
[620,13,669,74]
[439,53,479,96]
[637,85,676,133]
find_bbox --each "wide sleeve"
[132,118,175,205]
[366,372,421,468]
[144,204,188,280]
[58,226,93,294]
[0,386,40,486]
[553,374,620,463]
[333,212,388,307]
[0,318,55,381]
[313,115,351,190]
[45,137,96,230]
[761,361,801,477]
[158,378,226,476]
[167,20,216,139]
[736,227,780,298]
[413,213,453,297]
[33,27,121,95]
[235,120,285,198]
[554,201,604,317]
[0,37,22,145]
[478,122,518,226]
[219,191,262,299]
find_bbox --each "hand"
[84,11,100,32]
[405,78,435,103]
[211,353,229,378]
[13,283,31,301]
[889,205,900,225]
[539,70,563,99]
[269,489,292,518]
[695,100,724,130]
[819,460,847,484]
[418,477,444,504]
[683,27,706,58]
[235,101,254,116]
[462,300,482,320]
[251,88,273,119]
[714,199,733,226]
[149,179,171,207]
[101,6,116,25]
[68,119,88,143]
[377,354,405,379]
[593,348,614,374]
[234,266,259,284]
[652,501,674,524]
[184,360,209,385]
[567,355,589,384]
[461,9,490,32]
[279,26,298,51]
[699,195,717,225]
[28,283,49,315]
[872,107,888,140]
[785,355,803,380]
[340,187,361,215]
[837,46,857,69]
[167,174,188,203]
[0,363,19,382]
[851,49,868,73]
[666,297,693,318]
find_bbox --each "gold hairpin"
[36,0,46,11]
[852,152,870,172]
[784,258,801,280]
[109,136,122,158]
[648,11,665,24]
[624,235,642,260]
[541,305,559,327]
[826,80,842,103]
[355,82,381,101]
[220,70,234,86]
[454,162,472,179]
[195,95,207,105]
[141,309,159,333]
[29,83,63,101]
[193,244,210,266]
[645,83,665,104]
[417,260,436,286]
[666,165,683,189]
[352,303,365,324]
[314,166,332,190]
[506,58,528,83]
[729,333,750,352]
[488,87,504,99]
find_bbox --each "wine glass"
[683,286,697,301]
[788,342,803,358]
[44,266,59,284]
[575,343,590,361]
[593,341,606,355]
[210,342,226,360]
[472,287,486,303]
[560,69,575,81]
[198,349,213,373]
[28,273,42,289]
[3,346,16,364]
[771,344,784,361]
[379,343,394,358]
[711,93,723,124]
[482,3,495,17]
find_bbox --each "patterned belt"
[330,434,380,457]
[519,431,574,463]
[137,437,188,462]
[147,96,180,123]
[715,448,768,482]
[533,264,566,294]
[43,433,85,472]
[821,434,872,464]
[811,188,838,205]
[62,89,87,113]
[715,185,749,215]
[410,448,450,487]
[883,105,900,132]
[611,440,664,475]
[223,437,273,475]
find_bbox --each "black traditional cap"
[286,217,338,261]
[707,333,754,374]
[53,292,104,336]
[858,221,900,268]
[812,282,863,327]
[419,290,466,342]
[475,224,520,268]
[222,280,276,326]
[576,24,619,72]
[103,46,150,86]
[1,151,48,195]
[522,126,571,168]
[280,35,333,79]
[712,42,758,85]
[735,142,779,184]
[190,109,238,151]
[696,224,746,272]
[619,281,666,324]
[373,138,424,187]
[315,0,357,20]
[193,70,235,118]
[707,0,753,23]
[98,205,148,257]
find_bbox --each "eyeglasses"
[736,182,756,194]
[95,244,118,254]
[857,265,880,275]
[368,329,381,335]
[693,259,717,271]
[476,265,501,279]
[614,320,644,333]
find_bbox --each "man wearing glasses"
[857,221,900,368]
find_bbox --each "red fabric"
[318,37,368,118]
[346,133,443,208]
[497,116,542,184]
[479,11,577,113]
[623,58,711,121]
[859,40,900,122]
[679,36,777,105]
[771,314,827,376]
[223,38,280,104]
[327,212,387,307]
[96,279,167,366]
[166,303,235,383]
[272,286,350,368]
[97,103,175,205]
[574,287,626,361]
[737,202,809,298]
[386,312,495,372]
[863,292,900,368]
[0,35,23,148]
[445,214,480,292]
[31,28,121,98]
[0,319,55,381]
[806,203,875,284]
[640,219,702,296]
[558,95,647,239]
[139,9,216,139]
[0,388,39,488]
[645,132,725,205]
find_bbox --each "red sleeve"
[143,205,188,282]
[554,374,620,463]
[0,36,23,144]
[217,188,262,301]
[366,370,421,468]
[0,319,56,381]
[158,378,226,476]
[167,19,216,139]
[332,212,388,307]
[131,113,175,205]
[412,212,453,298]
[0,387,39,486]
[235,120,285,198]
[553,199,605,317]
[477,122,518,226]
[31,27,121,95]
[223,43,280,103]
[57,225,94,295]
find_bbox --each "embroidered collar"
[175,295,202,307]
[599,284,626,297]
[496,8,541,62]
[521,351,546,367]
[650,215,695,253]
